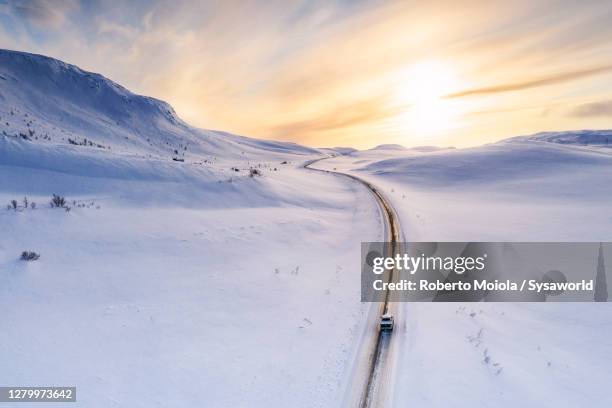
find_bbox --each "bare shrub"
[50,194,66,208]
[20,251,40,261]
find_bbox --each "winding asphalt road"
[303,157,404,408]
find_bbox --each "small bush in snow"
[249,168,262,177]
[20,251,40,261]
[10,199,17,210]
[31,202,36,209]
[23,196,28,208]
[50,194,66,208]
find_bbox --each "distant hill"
[369,144,407,151]
[502,130,612,147]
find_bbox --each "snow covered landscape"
[0,49,386,407]
[311,135,612,407]
[1,48,612,408]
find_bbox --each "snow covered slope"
[0,49,319,162]
[319,146,358,156]
[0,49,330,208]
[359,137,611,193]
[505,129,612,147]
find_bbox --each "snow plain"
[0,153,382,407]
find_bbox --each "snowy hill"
[314,129,612,238]
[357,137,612,189]
[503,129,612,147]
[0,49,319,161]
[318,146,358,156]
[369,143,408,151]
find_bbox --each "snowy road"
[304,157,404,408]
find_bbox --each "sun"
[405,61,456,102]
[394,60,463,138]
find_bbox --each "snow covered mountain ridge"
[0,49,319,161]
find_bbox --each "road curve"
[303,157,403,408]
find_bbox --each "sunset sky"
[2,0,612,148]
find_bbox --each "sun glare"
[394,60,463,139]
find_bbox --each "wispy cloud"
[269,94,398,138]
[446,64,612,98]
[570,100,612,118]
